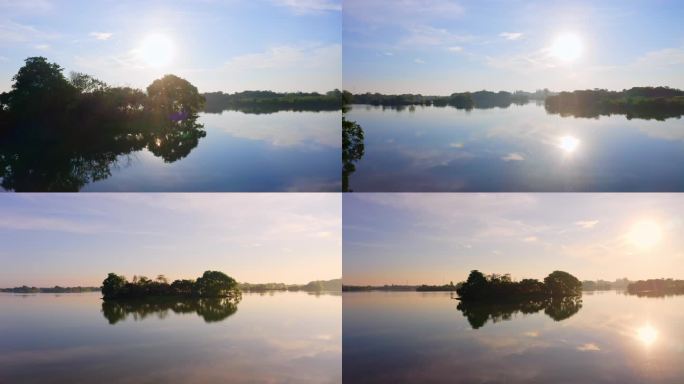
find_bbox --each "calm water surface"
[0,110,340,192]
[343,291,684,383]
[347,104,684,191]
[84,111,340,192]
[0,291,341,383]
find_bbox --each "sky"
[343,194,684,285]
[343,0,684,94]
[0,194,341,287]
[0,0,341,93]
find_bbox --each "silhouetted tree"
[102,273,128,299]
[544,271,582,297]
[146,74,205,117]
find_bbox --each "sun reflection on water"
[636,324,658,347]
[558,135,580,153]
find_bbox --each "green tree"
[544,270,582,297]
[194,271,240,298]
[0,57,77,116]
[101,273,127,299]
[146,74,205,116]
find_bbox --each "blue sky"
[344,194,684,285]
[0,0,341,93]
[0,194,341,286]
[343,0,684,94]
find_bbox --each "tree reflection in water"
[0,115,205,191]
[101,296,239,325]
[457,296,583,329]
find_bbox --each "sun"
[138,33,176,68]
[627,220,663,250]
[558,135,580,153]
[550,33,583,62]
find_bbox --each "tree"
[194,271,240,298]
[146,74,205,116]
[69,72,109,93]
[101,273,127,299]
[544,271,582,297]
[156,274,168,284]
[1,57,77,116]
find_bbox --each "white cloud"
[401,25,473,48]
[90,32,113,41]
[447,46,463,52]
[500,32,523,41]
[272,0,341,14]
[577,343,600,351]
[575,220,599,229]
[34,44,50,50]
[414,58,426,64]
[344,0,464,26]
[502,152,525,161]
[523,236,538,242]
[449,142,464,148]
[225,43,340,70]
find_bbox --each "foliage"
[203,89,341,114]
[0,57,206,191]
[544,270,582,297]
[240,279,342,292]
[100,271,242,300]
[544,87,684,120]
[416,282,459,291]
[456,270,582,301]
[626,278,684,297]
[0,286,100,293]
[347,90,532,109]
[146,74,205,116]
[342,109,364,192]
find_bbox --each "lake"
[343,291,684,384]
[345,103,684,191]
[0,291,341,383]
[0,110,341,192]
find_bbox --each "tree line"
[240,278,342,292]
[1,286,100,293]
[544,86,684,120]
[626,278,684,297]
[202,89,341,114]
[345,89,552,109]
[101,271,241,300]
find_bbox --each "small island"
[101,271,241,301]
[456,270,582,301]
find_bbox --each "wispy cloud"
[447,46,463,52]
[414,58,426,64]
[271,0,341,14]
[225,43,340,70]
[502,152,525,161]
[90,32,113,41]
[522,236,538,242]
[575,220,599,229]
[500,32,523,41]
[577,343,601,351]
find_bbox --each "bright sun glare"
[550,33,583,62]
[627,220,663,250]
[636,325,658,346]
[559,135,580,153]
[138,34,175,68]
